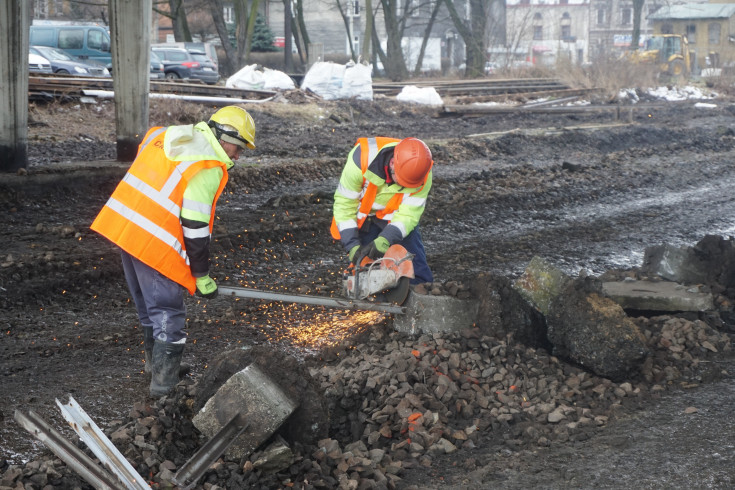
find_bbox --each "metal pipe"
[218,286,406,314]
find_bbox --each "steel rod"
[218,286,406,314]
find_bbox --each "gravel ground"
[3,90,735,489]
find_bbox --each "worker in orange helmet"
[331,137,434,284]
[91,106,256,398]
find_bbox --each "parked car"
[30,45,110,77]
[30,24,111,67]
[149,49,165,80]
[152,46,220,85]
[152,42,218,73]
[28,52,52,74]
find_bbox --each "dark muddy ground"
[3,91,735,488]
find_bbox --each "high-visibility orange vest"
[91,126,228,294]
[331,137,424,240]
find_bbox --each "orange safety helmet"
[392,137,433,188]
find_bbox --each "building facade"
[648,3,735,71]
[507,0,590,66]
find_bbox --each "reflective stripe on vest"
[331,137,421,240]
[91,126,228,294]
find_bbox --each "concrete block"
[603,280,714,312]
[192,364,298,461]
[393,293,479,335]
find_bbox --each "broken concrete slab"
[393,292,479,335]
[192,364,298,461]
[603,280,714,312]
[514,256,571,316]
[547,277,650,381]
[643,234,735,287]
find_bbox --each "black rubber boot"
[143,326,154,374]
[149,340,185,398]
[144,328,190,377]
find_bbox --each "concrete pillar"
[0,1,29,173]
[109,0,151,161]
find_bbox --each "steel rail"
[172,414,249,490]
[14,410,125,490]
[57,396,152,490]
[218,286,406,314]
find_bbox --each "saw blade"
[373,276,411,305]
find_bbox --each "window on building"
[621,8,631,25]
[223,6,234,23]
[686,24,696,43]
[709,23,721,45]
[561,12,571,40]
[597,8,606,25]
[560,0,568,4]
[661,23,673,34]
[533,14,543,41]
[354,1,360,16]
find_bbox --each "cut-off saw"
[218,245,414,314]
[342,244,415,305]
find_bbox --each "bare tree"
[210,0,237,74]
[630,0,645,51]
[361,0,373,63]
[291,0,310,63]
[443,0,490,78]
[412,0,442,76]
[151,0,193,41]
[379,0,409,80]
[233,0,260,67]
[336,0,358,60]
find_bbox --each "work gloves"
[195,275,218,298]
[354,237,390,262]
[349,245,361,262]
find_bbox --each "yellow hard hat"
[208,106,256,150]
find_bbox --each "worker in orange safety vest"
[91,106,256,398]
[331,137,434,284]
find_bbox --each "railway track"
[28,74,604,109]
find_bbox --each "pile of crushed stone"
[2,303,730,489]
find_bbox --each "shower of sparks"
[245,301,383,353]
[198,227,391,356]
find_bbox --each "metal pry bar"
[218,286,406,314]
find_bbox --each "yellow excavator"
[629,34,692,77]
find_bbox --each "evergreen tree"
[251,13,277,52]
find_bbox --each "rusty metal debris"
[173,413,249,490]
[13,409,127,490]
[57,396,151,490]
[15,396,151,490]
